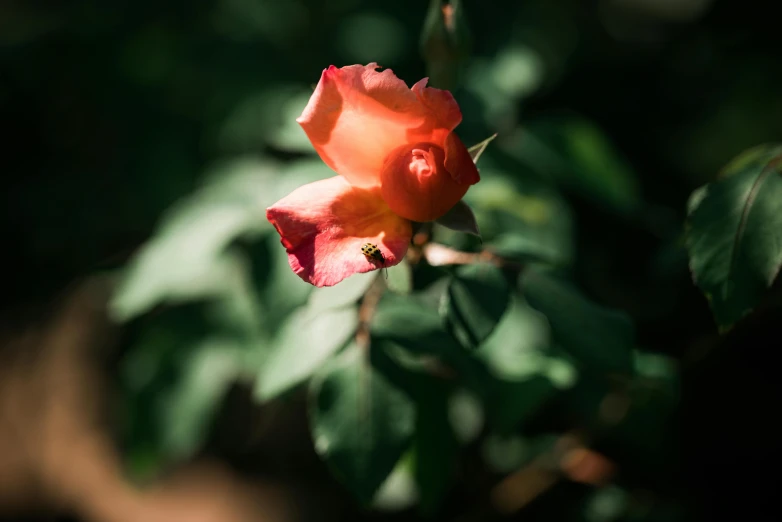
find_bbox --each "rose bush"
[266,63,480,287]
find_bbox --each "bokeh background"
[2,0,782,521]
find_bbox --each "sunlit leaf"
[110,157,332,322]
[478,294,575,431]
[308,271,376,313]
[372,451,418,511]
[386,260,413,294]
[310,345,416,504]
[685,144,782,330]
[448,388,484,445]
[255,304,358,401]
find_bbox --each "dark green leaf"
[511,116,641,215]
[435,200,482,239]
[521,268,635,375]
[372,292,460,355]
[255,304,358,401]
[414,388,459,516]
[443,263,510,349]
[310,345,416,504]
[685,144,782,330]
[371,293,494,401]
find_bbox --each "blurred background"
[2,0,782,521]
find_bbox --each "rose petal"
[444,132,480,185]
[297,63,462,188]
[266,176,412,287]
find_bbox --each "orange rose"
[267,63,480,287]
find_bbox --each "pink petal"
[266,176,412,287]
[297,63,462,188]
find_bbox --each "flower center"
[409,148,435,178]
[379,141,469,222]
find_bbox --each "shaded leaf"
[372,293,460,355]
[310,345,416,504]
[465,174,574,266]
[509,116,641,215]
[435,200,482,239]
[371,293,494,401]
[521,269,634,375]
[685,144,782,330]
[413,388,459,516]
[443,263,510,349]
[160,338,243,459]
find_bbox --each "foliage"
[5,0,782,521]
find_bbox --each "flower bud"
[380,141,470,222]
[420,0,472,91]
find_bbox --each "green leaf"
[386,260,413,294]
[435,200,482,239]
[372,451,419,511]
[159,338,243,459]
[255,304,358,401]
[309,345,416,504]
[372,293,460,356]
[447,389,484,445]
[520,269,635,375]
[413,388,459,516]
[307,271,375,313]
[467,133,498,164]
[218,85,318,154]
[510,116,641,215]
[258,234,314,327]
[443,263,510,349]
[110,157,330,322]
[465,174,574,266]
[685,144,782,330]
[478,294,576,431]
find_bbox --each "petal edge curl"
[297,63,463,188]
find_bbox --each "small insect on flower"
[361,243,388,279]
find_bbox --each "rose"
[266,63,480,287]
